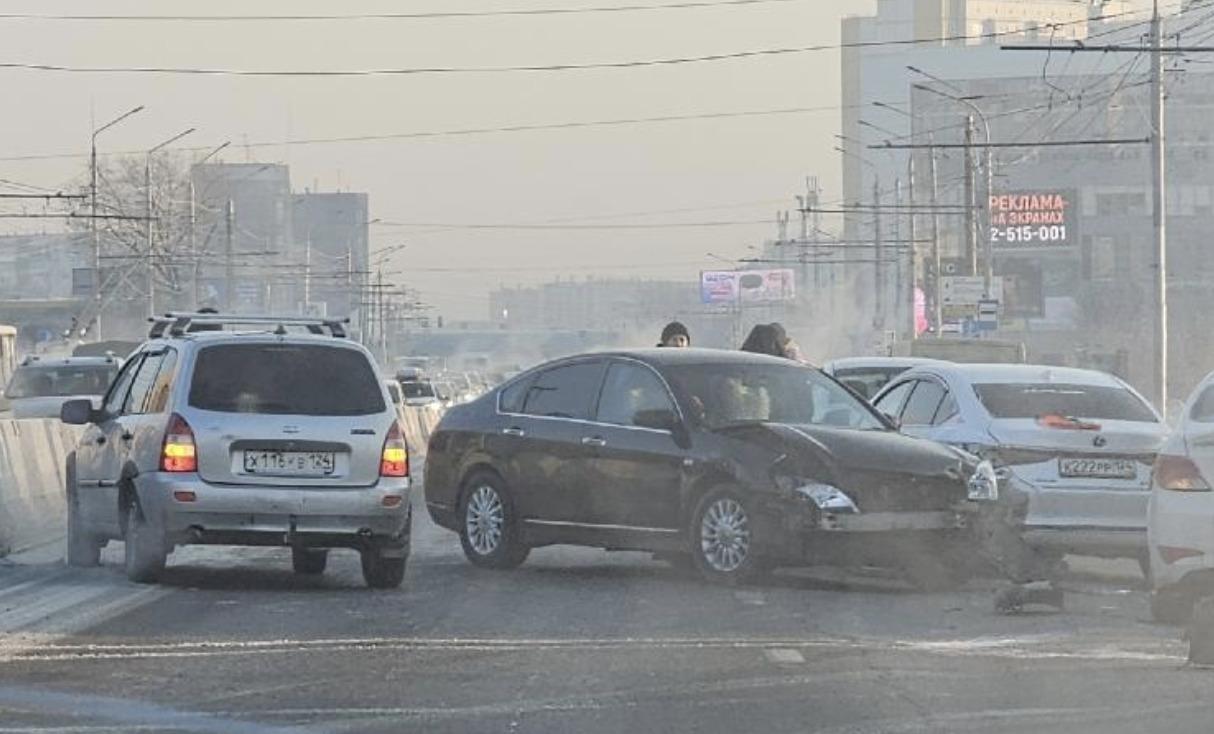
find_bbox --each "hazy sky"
[4,0,1169,320]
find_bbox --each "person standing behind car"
[657,321,690,348]
[740,324,785,357]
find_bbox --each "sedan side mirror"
[61,398,97,425]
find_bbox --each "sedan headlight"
[967,460,999,502]
[794,482,859,513]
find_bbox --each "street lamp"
[90,104,144,338]
[909,67,995,297]
[145,128,196,319]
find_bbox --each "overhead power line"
[0,105,847,162]
[374,220,773,230]
[0,0,806,22]
[0,10,1141,78]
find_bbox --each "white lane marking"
[733,590,765,605]
[7,633,1185,664]
[764,647,805,664]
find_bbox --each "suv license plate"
[1058,457,1137,480]
[243,450,336,476]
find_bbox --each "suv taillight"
[1154,454,1211,492]
[381,421,409,478]
[161,413,197,473]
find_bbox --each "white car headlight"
[968,460,999,502]
[794,483,859,513]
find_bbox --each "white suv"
[61,313,412,588]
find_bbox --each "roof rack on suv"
[148,312,350,339]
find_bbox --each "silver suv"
[61,313,412,588]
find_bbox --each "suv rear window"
[974,382,1157,423]
[188,344,385,416]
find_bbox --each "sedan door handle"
[581,436,607,447]
[502,427,526,437]
[121,431,134,442]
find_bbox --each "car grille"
[839,471,967,513]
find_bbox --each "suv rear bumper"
[136,473,411,546]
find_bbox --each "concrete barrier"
[0,419,79,555]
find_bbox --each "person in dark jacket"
[657,321,690,348]
[739,323,786,357]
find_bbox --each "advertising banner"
[700,269,796,305]
[989,190,1077,249]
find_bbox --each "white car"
[1147,373,1214,623]
[872,363,1167,568]
[3,356,122,419]
[822,357,946,401]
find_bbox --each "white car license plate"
[243,450,335,476]
[1058,457,1137,480]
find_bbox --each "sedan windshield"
[4,364,118,398]
[668,363,886,431]
[974,382,1158,423]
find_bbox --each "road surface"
[0,493,1206,733]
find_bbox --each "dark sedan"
[424,349,998,585]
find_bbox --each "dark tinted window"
[401,381,435,399]
[4,363,119,399]
[873,380,914,418]
[189,344,385,416]
[901,380,946,426]
[522,362,604,420]
[974,382,1158,423]
[123,353,164,415]
[499,376,532,413]
[596,363,674,427]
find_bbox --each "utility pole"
[873,178,884,330]
[963,115,978,277]
[304,234,312,314]
[1151,0,1168,412]
[929,135,942,339]
[224,199,235,312]
[893,176,903,336]
[378,268,388,362]
[907,153,918,340]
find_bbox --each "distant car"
[400,378,441,408]
[424,348,996,586]
[822,357,946,401]
[871,363,1167,568]
[3,356,122,419]
[1147,372,1214,623]
[61,313,411,588]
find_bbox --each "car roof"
[557,347,801,369]
[915,362,1127,387]
[825,357,945,371]
[152,330,368,348]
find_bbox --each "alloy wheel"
[465,485,505,556]
[699,498,751,573]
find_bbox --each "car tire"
[360,547,406,589]
[458,472,530,570]
[1151,587,1193,625]
[65,458,101,568]
[292,548,329,575]
[689,488,765,586]
[123,499,166,584]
